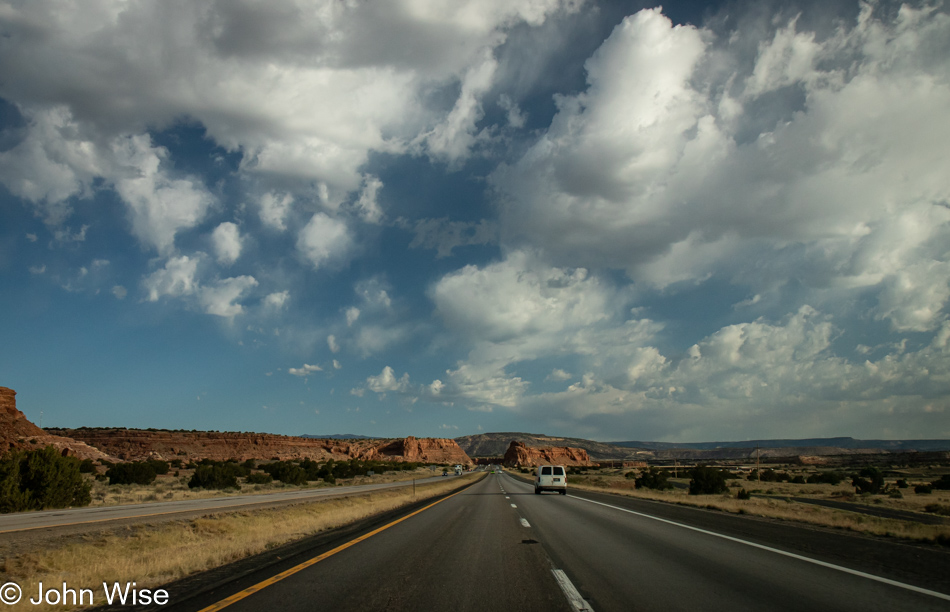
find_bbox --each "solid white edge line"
[552,569,594,612]
[520,518,531,528]
[569,495,950,602]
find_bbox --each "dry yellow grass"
[2,473,484,612]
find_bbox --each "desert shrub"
[189,464,241,489]
[106,461,157,486]
[688,466,729,495]
[0,446,92,512]
[915,484,933,494]
[852,467,884,494]
[887,489,903,499]
[145,459,170,475]
[737,489,751,500]
[260,461,307,485]
[806,471,845,485]
[245,472,273,485]
[242,459,257,471]
[924,503,950,516]
[790,475,806,484]
[635,467,672,490]
[78,458,96,473]
[930,475,950,491]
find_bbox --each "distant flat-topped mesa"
[46,428,473,465]
[502,440,594,467]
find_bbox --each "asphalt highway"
[153,472,950,612]
[0,473,460,533]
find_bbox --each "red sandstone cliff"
[0,387,115,460]
[502,440,593,467]
[48,428,473,465]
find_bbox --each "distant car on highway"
[534,465,567,495]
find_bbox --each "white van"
[534,465,567,495]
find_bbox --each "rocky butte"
[47,427,473,465]
[502,440,594,467]
[0,387,114,460]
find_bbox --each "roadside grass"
[1,473,483,612]
[87,466,447,507]
[561,478,950,545]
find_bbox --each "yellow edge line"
[196,483,474,612]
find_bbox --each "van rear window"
[541,466,552,475]
[554,467,564,476]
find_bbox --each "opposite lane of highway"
[0,473,462,533]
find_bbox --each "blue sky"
[1,0,949,442]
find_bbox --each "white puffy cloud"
[345,307,361,327]
[493,5,950,334]
[258,192,294,231]
[199,275,259,317]
[0,107,103,224]
[289,363,323,377]
[296,213,354,269]
[0,0,578,218]
[426,251,653,409]
[111,135,216,255]
[211,222,243,265]
[327,334,340,353]
[264,290,290,310]
[516,307,950,440]
[143,256,200,301]
[366,366,410,393]
[431,250,611,344]
[354,175,384,224]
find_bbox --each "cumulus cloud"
[143,256,200,301]
[354,175,384,224]
[112,135,216,255]
[289,363,323,377]
[258,192,294,231]
[0,0,578,222]
[211,222,243,265]
[493,5,950,333]
[366,366,410,393]
[264,290,290,310]
[297,213,354,269]
[199,275,259,317]
[517,307,950,440]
